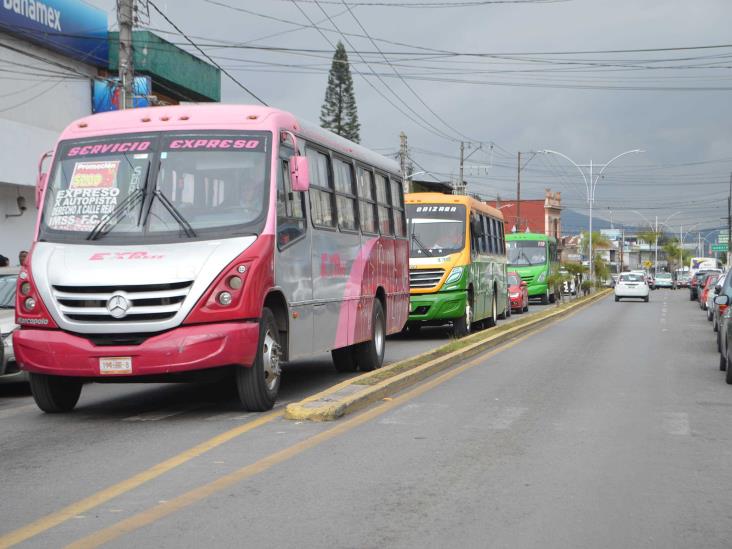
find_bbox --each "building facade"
[0,2,220,264]
[487,189,562,238]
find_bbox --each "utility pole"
[118,0,135,110]
[654,215,658,276]
[727,173,732,267]
[619,228,625,273]
[454,141,465,195]
[516,151,521,232]
[399,132,409,194]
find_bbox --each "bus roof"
[505,232,555,243]
[405,192,503,221]
[56,104,400,175]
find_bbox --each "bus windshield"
[39,131,270,243]
[406,204,466,258]
[507,240,547,266]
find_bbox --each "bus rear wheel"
[355,299,386,372]
[236,308,281,411]
[484,294,497,328]
[29,373,82,413]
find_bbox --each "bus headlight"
[445,267,464,285]
[537,272,547,283]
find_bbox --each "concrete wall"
[0,184,36,264]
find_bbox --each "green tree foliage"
[580,231,611,254]
[662,238,693,271]
[320,42,360,143]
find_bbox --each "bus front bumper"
[408,290,467,322]
[12,322,260,378]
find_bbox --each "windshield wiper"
[149,190,197,238]
[410,233,432,257]
[87,189,144,241]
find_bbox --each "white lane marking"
[486,406,528,430]
[0,403,38,419]
[203,412,252,422]
[122,403,209,422]
[663,412,690,436]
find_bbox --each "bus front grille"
[52,282,193,323]
[520,274,535,283]
[409,269,445,289]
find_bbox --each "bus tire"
[485,293,497,328]
[453,296,473,338]
[29,373,82,413]
[549,291,556,304]
[406,323,421,335]
[355,299,386,371]
[236,308,281,411]
[541,290,549,305]
[332,346,358,372]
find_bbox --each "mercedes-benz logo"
[107,293,130,319]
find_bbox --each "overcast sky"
[96,0,732,235]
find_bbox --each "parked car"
[614,272,650,302]
[678,272,691,288]
[690,270,719,301]
[718,294,732,380]
[707,272,726,321]
[714,271,732,352]
[0,267,23,383]
[700,273,720,310]
[507,271,529,314]
[654,272,674,289]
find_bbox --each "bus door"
[276,154,313,358]
[469,212,487,319]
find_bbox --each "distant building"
[486,189,562,239]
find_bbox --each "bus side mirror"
[35,150,52,208]
[35,172,47,209]
[290,156,310,192]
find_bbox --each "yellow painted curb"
[285,288,612,421]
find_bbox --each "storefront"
[0,1,220,264]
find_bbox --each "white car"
[614,272,650,302]
[0,267,24,383]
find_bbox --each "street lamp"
[631,210,681,274]
[541,148,643,283]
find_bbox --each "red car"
[508,271,529,313]
[700,273,720,311]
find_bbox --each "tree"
[662,238,693,271]
[320,42,360,143]
[580,231,611,255]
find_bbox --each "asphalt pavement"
[8,292,728,548]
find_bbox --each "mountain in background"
[562,209,614,235]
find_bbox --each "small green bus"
[505,232,559,304]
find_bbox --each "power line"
[147,0,267,105]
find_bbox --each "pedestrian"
[0,255,8,267]
[18,250,28,266]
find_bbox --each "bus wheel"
[549,291,556,304]
[453,300,472,338]
[485,294,497,328]
[541,289,550,305]
[29,373,82,413]
[355,299,386,371]
[236,308,281,411]
[332,346,358,372]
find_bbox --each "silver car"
[0,267,25,383]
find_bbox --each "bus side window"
[390,178,406,237]
[498,220,505,254]
[357,166,378,234]
[306,148,336,228]
[333,158,358,232]
[375,173,393,235]
[277,159,306,248]
[483,215,492,254]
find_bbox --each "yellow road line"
[0,410,282,549]
[65,326,553,549]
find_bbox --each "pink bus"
[14,105,409,413]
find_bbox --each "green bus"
[505,232,559,304]
[405,192,509,338]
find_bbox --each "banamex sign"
[0,0,108,66]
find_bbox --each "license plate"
[100,357,132,375]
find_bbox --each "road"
[6,290,730,548]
